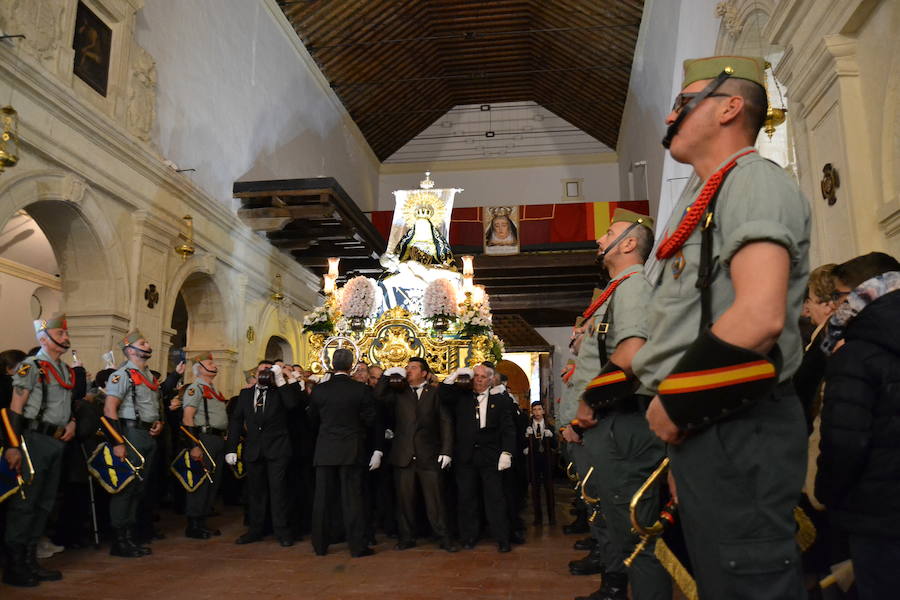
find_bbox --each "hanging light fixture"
[174,215,195,260]
[271,274,285,303]
[762,61,787,139]
[0,105,21,173]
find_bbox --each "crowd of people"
[0,326,556,588]
[2,53,900,600]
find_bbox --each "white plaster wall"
[134,0,380,211]
[378,162,620,211]
[615,0,721,236]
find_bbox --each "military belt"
[199,426,225,436]
[122,418,155,431]
[25,419,65,439]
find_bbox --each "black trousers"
[528,453,555,524]
[245,456,291,539]
[312,465,366,554]
[456,462,508,544]
[395,463,448,543]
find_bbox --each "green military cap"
[33,313,68,335]
[681,55,766,89]
[119,329,146,351]
[611,208,654,233]
[191,351,214,363]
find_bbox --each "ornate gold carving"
[304,306,491,376]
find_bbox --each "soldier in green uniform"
[575,209,671,600]
[101,330,172,558]
[634,56,810,599]
[181,352,228,539]
[1,315,77,587]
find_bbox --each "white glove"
[437,454,452,469]
[225,453,238,466]
[543,428,554,438]
[384,367,406,377]
[523,447,529,456]
[270,364,287,387]
[489,385,505,395]
[384,428,394,440]
[525,426,533,436]
[369,450,383,471]
[498,452,512,471]
[444,367,474,385]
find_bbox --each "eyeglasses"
[671,92,732,113]
[829,290,850,303]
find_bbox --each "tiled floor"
[13,488,613,600]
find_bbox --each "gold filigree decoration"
[401,189,447,230]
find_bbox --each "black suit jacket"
[439,383,515,468]
[375,376,452,469]
[309,374,378,467]
[226,382,303,462]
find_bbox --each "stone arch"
[255,301,303,367]
[0,169,129,313]
[0,169,130,370]
[265,335,293,364]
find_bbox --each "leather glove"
[384,428,394,440]
[270,364,286,387]
[225,453,238,466]
[543,429,554,438]
[369,450,383,471]
[437,454,452,469]
[444,367,474,385]
[384,367,406,377]
[525,426,533,436]
[498,452,512,471]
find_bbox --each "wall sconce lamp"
[174,215,195,260]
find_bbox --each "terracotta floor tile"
[4,486,680,599]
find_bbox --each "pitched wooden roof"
[280,0,644,161]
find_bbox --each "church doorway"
[265,335,293,364]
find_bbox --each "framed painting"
[72,1,112,96]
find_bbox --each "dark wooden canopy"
[279,0,644,160]
[233,177,386,277]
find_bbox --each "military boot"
[126,527,152,556]
[563,508,590,534]
[25,543,62,581]
[185,518,211,539]
[575,571,628,600]
[2,544,39,587]
[569,545,605,575]
[109,528,143,558]
[199,518,221,536]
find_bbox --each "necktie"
[536,422,544,452]
[255,388,267,414]
[413,385,424,399]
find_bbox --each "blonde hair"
[807,263,837,303]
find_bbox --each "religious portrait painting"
[72,1,112,97]
[484,206,520,255]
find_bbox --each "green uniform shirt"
[10,349,73,427]
[105,360,161,422]
[560,264,652,424]
[182,380,229,430]
[633,147,810,392]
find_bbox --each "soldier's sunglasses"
[671,92,732,113]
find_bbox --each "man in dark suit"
[308,348,380,557]
[225,360,304,547]
[440,363,516,552]
[375,358,458,552]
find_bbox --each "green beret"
[34,313,68,335]
[611,208,654,233]
[682,55,766,89]
[119,329,146,351]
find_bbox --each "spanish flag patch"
[658,360,776,395]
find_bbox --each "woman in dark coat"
[816,252,900,600]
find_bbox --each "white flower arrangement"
[302,304,334,334]
[459,295,493,336]
[340,276,377,318]
[423,278,459,320]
